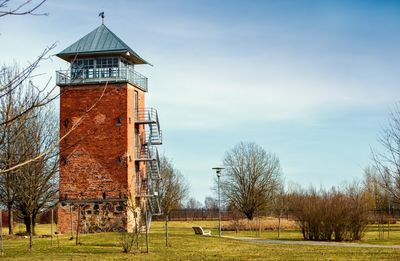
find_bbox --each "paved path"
[223,236,400,249]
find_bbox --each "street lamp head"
[212,167,225,177]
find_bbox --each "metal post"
[213,166,224,238]
[70,205,74,239]
[76,205,80,246]
[146,174,150,254]
[145,204,149,254]
[218,175,221,238]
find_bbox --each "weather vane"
[99,12,105,24]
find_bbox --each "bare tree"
[0,79,58,249]
[0,0,47,18]
[13,103,58,233]
[0,66,27,234]
[185,197,202,209]
[204,196,218,210]
[372,105,400,204]
[158,156,188,247]
[272,186,286,238]
[0,0,58,176]
[363,166,391,211]
[221,142,282,220]
[289,183,371,241]
[0,65,55,234]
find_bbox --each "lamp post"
[212,166,224,237]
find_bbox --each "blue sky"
[0,0,399,204]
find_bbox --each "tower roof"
[57,24,150,65]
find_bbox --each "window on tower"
[65,56,146,90]
[96,57,119,78]
[71,58,95,79]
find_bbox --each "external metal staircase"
[134,108,162,217]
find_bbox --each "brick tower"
[56,24,162,233]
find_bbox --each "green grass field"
[1,220,400,260]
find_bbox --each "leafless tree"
[363,166,391,211]
[158,156,188,247]
[0,0,58,176]
[0,74,58,249]
[204,196,218,210]
[185,197,202,209]
[0,0,47,18]
[221,142,282,220]
[13,104,58,232]
[289,183,372,241]
[0,66,28,235]
[0,46,59,171]
[372,105,400,204]
[0,64,56,234]
[272,186,286,238]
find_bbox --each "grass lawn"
[0,220,400,260]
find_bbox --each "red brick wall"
[58,83,146,233]
[59,84,129,200]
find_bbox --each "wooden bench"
[192,226,211,236]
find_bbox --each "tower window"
[96,57,119,78]
[71,58,95,79]
[71,57,121,79]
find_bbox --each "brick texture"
[57,83,145,233]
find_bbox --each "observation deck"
[56,67,148,92]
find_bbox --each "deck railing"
[56,67,148,92]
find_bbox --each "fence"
[152,208,237,221]
[152,208,400,222]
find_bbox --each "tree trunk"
[24,216,31,234]
[278,214,281,239]
[23,212,36,235]
[165,214,169,247]
[135,218,139,250]
[51,208,53,247]
[7,204,13,235]
[0,209,3,255]
[29,214,33,251]
[32,213,36,236]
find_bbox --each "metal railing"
[135,108,162,145]
[56,67,148,92]
[135,157,162,215]
[134,108,162,215]
[140,130,162,146]
[135,144,158,161]
[135,108,158,123]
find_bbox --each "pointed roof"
[57,24,150,65]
